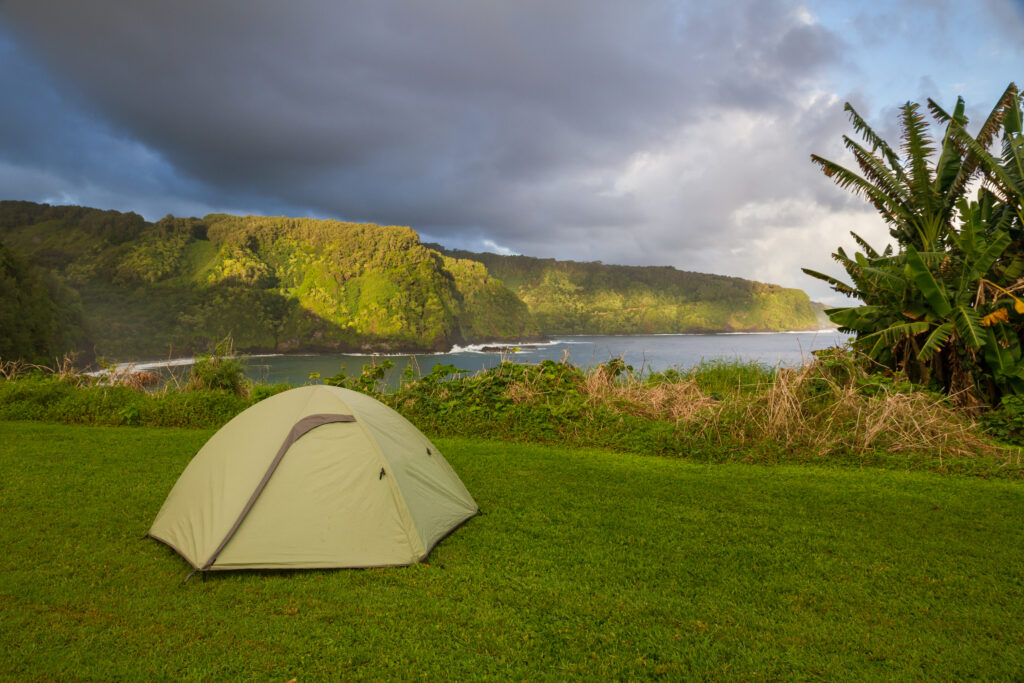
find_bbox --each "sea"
[119,330,848,387]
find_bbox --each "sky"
[1,0,1022,304]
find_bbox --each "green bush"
[980,396,1024,446]
[185,341,248,396]
[248,383,293,403]
[0,376,247,429]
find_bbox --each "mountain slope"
[0,201,537,359]
[432,247,820,334]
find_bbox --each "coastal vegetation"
[0,243,86,363]
[0,200,821,363]
[805,82,1024,409]
[2,348,1017,477]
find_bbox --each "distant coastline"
[2,200,827,365]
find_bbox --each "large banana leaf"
[917,322,953,361]
[949,198,979,258]
[859,320,930,347]
[951,305,984,349]
[959,230,1010,292]
[983,327,1024,394]
[826,305,887,330]
[1000,254,1024,282]
[905,246,951,316]
[855,264,905,294]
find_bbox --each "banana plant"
[805,84,1024,402]
[810,85,1016,252]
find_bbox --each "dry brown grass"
[737,364,1000,461]
[0,354,83,382]
[0,358,38,380]
[501,355,1003,463]
[98,366,161,391]
[579,369,717,421]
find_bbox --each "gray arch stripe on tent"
[200,413,357,570]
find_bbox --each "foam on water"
[85,353,284,376]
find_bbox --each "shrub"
[324,359,395,394]
[979,396,1024,446]
[185,340,248,396]
[249,383,293,404]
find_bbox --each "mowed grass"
[1,421,1022,680]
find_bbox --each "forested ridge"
[0,201,819,362]
[432,247,821,334]
[0,201,536,360]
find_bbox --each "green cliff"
[0,200,822,363]
[0,201,537,359]
[432,248,820,334]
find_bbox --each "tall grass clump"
[679,358,775,397]
[183,339,248,396]
[724,351,997,462]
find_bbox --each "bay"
[231,330,847,387]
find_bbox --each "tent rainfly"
[148,385,478,575]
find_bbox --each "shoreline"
[91,329,843,373]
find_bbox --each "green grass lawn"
[1,420,1022,680]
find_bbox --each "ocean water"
[123,330,846,387]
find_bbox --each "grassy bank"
[1,421,1021,679]
[2,352,1020,478]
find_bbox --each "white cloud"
[481,239,517,256]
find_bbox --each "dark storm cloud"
[1,0,841,236]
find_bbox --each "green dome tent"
[148,385,478,574]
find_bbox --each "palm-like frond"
[952,305,984,349]
[843,137,910,206]
[999,254,1024,282]
[978,83,1019,150]
[850,231,880,258]
[827,305,889,332]
[940,85,1018,206]
[844,102,905,175]
[859,320,930,347]
[801,268,860,298]
[931,97,969,199]
[900,103,939,228]
[906,245,951,316]
[856,264,906,295]
[950,122,1021,203]
[810,155,906,227]
[998,92,1024,204]
[961,230,1011,290]
[927,99,953,123]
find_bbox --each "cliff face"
[432,247,821,335]
[0,201,537,359]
